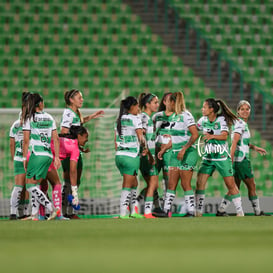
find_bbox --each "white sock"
[144,197,153,215]
[232,194,244,215]
[185,190,195,214]
[31,196,39,217]
[164,190,175,213]
[10,186,23,215]
[130,187,138,214]
[195,190,205,214]
[27,185,53,213]
[24,200,30,216]
[120,188,131,217]
[249,196,261,215]
[218,195,232,213]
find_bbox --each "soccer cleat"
[18,215,30,220]
[195,211,203,217]
[130,213,144,219]
[119,215,131,219]
[21,215,34,221]
[152,207,167,217]
[38,215,46,221]
[68,214,81,220]
[55,215,70,220]
[236,211,245,217]
[216,210,229,217]
[255,211,272,216]
[183,212,195,217]
[144,213,156,219]
[47,208,60,221]
[9,214,17,220]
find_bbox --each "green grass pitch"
[1,216,273,273]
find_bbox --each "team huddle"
[115,92,268,219]
[9,89,267,220]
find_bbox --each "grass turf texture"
[1,217,272,273]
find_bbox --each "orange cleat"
[144,213,156,219]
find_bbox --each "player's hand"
[177,148,186,160]
[72,192,79,206]
[92,110,105,119]
[255,147,267,155]
[203,133,213,142]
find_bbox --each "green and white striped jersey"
[140,112,156,155]
[23,111,56,158]
[197,116,229,161]
[231,118,250,162]
[9,119,24,162]
[168,111,196,152]
[60,108,81,129]
[153,111,176,145]
[115,114,142,158]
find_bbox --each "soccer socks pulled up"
[249,195,261,215]
[144,196,153,215]
[10,186,23,215]
[52,184,62,216]
[163,190,175,213]
[120,188,131,217]
[184,190,195,214]
[27,184,53,214]
[195,190,205,216]
[218,195,232,213]
[232,194,244,216]
[130,187,138,215]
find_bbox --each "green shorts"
[140,155,158,177]
[115,155,140,176]
[233,158,254,180]
[198,158,234,177]
[156,149,172,173]
[169,147,198,171]
[14,160,25,176]
[26,153,52,180]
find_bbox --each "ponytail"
[21,92,31,125]
[116,96,138,137]
[206,98,237,127]
[21,93,43,124]
[216,99,238,127]
[170,91,186,114]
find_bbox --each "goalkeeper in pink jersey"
[50,125,89,213]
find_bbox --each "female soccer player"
[9,92,31,220]
[37,125,88,220]
[195,98,244,217]
[152,92,174,200]
[138,93,162,218]
[22,93,60,220]
[115,96,148,219]
[60,89,104,218]
[230,100,267,216]
[159,92,199,217]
